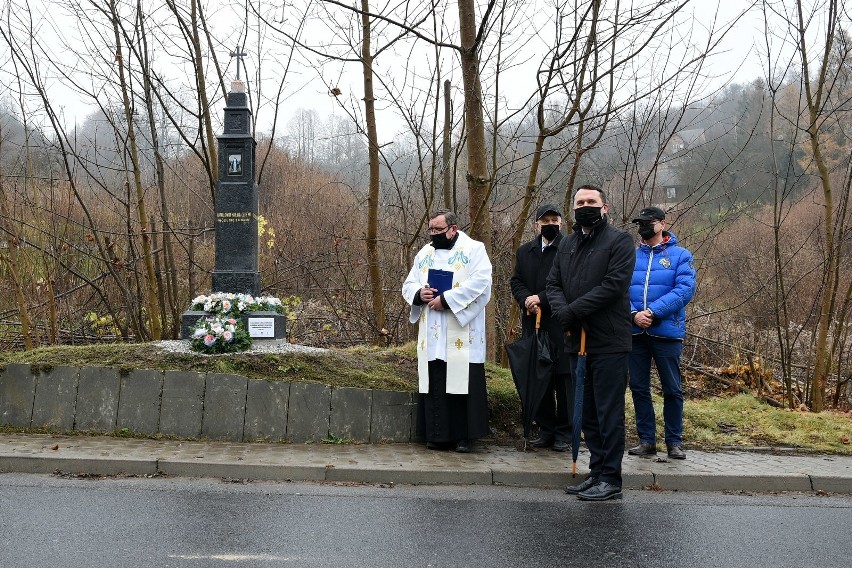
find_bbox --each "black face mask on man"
[638,224,658,241]
[574,206,603,227]
[431,231,454,249]
[540,224,560,241]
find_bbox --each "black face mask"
[540,224,560,241]
[638,224,658,240]
[574,206,603,227]
[431,232,454,249]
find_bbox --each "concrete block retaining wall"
[0,364,416,443]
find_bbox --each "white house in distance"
[656,127,707,206]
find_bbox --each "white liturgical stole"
[402,231,492,394]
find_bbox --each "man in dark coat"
[546,185,635,502]
[510,204,573,451]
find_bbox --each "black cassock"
[416,360,490,443]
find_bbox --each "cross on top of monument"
[229,46,248,81]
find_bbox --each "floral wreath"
[187,292,283,354]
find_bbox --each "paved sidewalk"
[1,433,850,493]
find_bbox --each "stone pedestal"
[181,310,286,340]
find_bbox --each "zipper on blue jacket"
[642,248,653,310]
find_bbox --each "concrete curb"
[652,473,813,492]
[810,476,851,493]
[1,434,851,493]
[0,454,158,476]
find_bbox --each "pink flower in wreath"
[203,334,216,347]
[223,330,233,342]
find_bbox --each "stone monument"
[181,51,286,340]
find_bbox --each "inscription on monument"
[217,212,253,223]
[248,318,275,338]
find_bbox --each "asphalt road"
[1,473,850,568]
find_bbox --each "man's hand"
[427,296,445,311]
[420,286,437,303]
[524,294,541,314]
[556,306,576,331]
[634,309,653,329]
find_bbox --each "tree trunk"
[770,122,796,409]
[456,0,492,250]
[442,79,453,210]
[110,1,162,340]
[191,0,218,206]
[457,0,495,358]
[361,0,386,344]
[796,0,836,411]
[137,0,180,337]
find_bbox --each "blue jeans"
[628,334,684,447]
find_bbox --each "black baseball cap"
[632,206,666,223]
[535,204,562,220]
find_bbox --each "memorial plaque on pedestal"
[245,311,287,340]
[181,310,287,341]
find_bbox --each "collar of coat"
[531,232,563,250]
[640,231,675,251]
[571,215,610,238]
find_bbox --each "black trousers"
[567,351,628,487]
[416,360,490,443]
[534,372,573,443]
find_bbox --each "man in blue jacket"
[628,207,696,460]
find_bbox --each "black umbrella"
[506,309,554,445]
[571,328,587,476]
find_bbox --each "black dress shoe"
[552,440,570,452]
[529,437,554,448]
[564,475,599,495]
[454,439,471,453]
[627,442,657,456]
[577,481,623,501]
[426,441,450,451]
[667,445,686,459]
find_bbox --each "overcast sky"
[0,1,787,138]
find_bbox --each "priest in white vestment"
[402,210,492,452]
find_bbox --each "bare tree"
[760,0,852,410]
[360,0,387,342]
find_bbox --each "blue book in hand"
[427,268,454,295]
